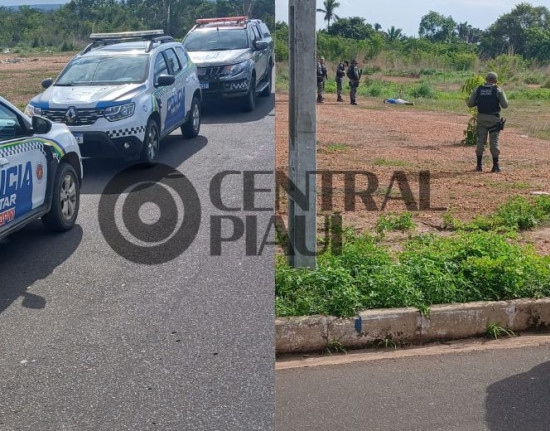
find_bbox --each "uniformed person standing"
[335,60,348,102]
[467,72,509,172]
[347,59,361,105]
[317,56,328,104]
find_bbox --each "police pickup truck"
[0,96,82,240]
[183,16,274,112]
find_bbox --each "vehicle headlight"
[25,104,42,117]
[104,103,135,122]
[221,61,248,77]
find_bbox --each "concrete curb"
[275,298,550,354]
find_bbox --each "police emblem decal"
[36,163,44,183]
[36,163,44,182]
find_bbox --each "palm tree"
[386,26,404,42]
[316,0,340,29]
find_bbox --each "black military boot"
[476,155,483,172]
[491,157,501,173]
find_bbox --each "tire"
[241,76,256,112]
[140,119,160,164]
[182,96,201,138]
[42,163,80,232]
[260,64,272,97]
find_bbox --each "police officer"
[467,72,509,172]
[317,56,328,104]
[347,59,361,105]
[335,60,348,102]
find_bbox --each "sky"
[276,0,550,36]
[0,0,69,4]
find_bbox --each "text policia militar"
[98,164,447,264]
[209,170,446,257]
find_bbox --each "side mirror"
[156,74,175,87]
[254,41,268,51]
[42,78,53,89]
[31,116,52,135]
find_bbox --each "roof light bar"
[195,16,248,24]
[89,30,165,40]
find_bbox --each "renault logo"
[65,107,78,125]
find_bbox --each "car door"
[247,25,263,87]
[152,51,174,135]
[0,102,48,231]
[163,47,186,131]
[252,24,268,78]
[175,45,195,118]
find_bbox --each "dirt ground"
[275,93,550,255]
[0,53,75,108]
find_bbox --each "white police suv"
[0,95,82,240]
[25,30,202,163]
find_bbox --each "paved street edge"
[275,298,550,354]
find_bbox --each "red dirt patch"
[275,93,550,254]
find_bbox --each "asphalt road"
[0,93,275,430]
[276,339,550,431]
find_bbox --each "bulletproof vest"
[347,66,358,80]
[317,63,326,78]
[336,63,345,78]
[476,85,500,114]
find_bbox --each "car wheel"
[260,64,272,97]
[141,119,160,164]
[242,76,256,112]
[182,96,201,138]
[42,163,80,232]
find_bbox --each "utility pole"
[288,0,317,269]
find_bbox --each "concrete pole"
[288,0,317,269]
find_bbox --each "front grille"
[41,108,104,126]
[197,66,225,79]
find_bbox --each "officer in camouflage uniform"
[467,72,509,172]
[347,59,361,105]
[335,60,348,102]
[317,56,328,104]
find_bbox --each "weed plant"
[276,196,550,318]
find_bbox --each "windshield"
[56,54,149,86]
[183,29,249,51]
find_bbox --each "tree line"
[0,0,274,50]
[301,1,550,64]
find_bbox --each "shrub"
[275,230,550,318]
[375,212,416,234]
[451,52,477,71]
[411,82,437,99]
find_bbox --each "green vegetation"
[443,195,550,232]
[322,143,350,153]
[375,212,416,235]
[0,0,274,50]
[276,230,550,318]
[276,196,550,318]
[486,323,515,340]
[372,158,412,167]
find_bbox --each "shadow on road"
[201,93,275,125]
[80,135,208,195]
[485,361,550,430]
[0,223,83,315]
